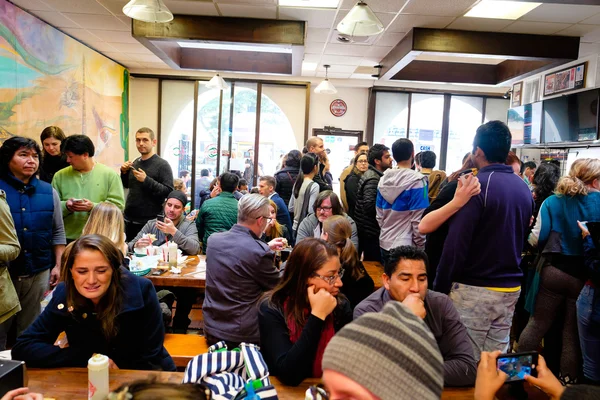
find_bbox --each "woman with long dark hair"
[519,158,600,384]
[321,215,373,308]
[289,153,320,234]
[38,126,69,183]
[258,238,352,386]
[11,234,175,371]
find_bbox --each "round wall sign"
[330,99,347,117]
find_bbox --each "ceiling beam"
[380,28,580,85]
[132,15,305,45]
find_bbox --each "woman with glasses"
[321,215,374,309]
[258,238,352,386]
[295,191,359,251]
[343,152,368,220]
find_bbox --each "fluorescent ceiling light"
[123,0,173,23]
[177,42,293,54]
[337,2,384,37]
[464,0,541,20]
[302,62,318,70]
[279,0,340,8]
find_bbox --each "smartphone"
[156,214,165,222]
[72,198,84,203]
[497,352,538,382]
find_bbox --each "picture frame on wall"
[543,62,586,96]
[512,82,522,107]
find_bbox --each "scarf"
[284,298,336,378]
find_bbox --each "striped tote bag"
[182,341,278,400]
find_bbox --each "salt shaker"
[88,353,109,400]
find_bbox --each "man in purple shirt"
[354,246,476,387]
[433,121,534,359]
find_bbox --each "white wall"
[129,77,159,159]
[308,87,369,137]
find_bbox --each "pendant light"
[337,1,384,37]
[206,74,229,91]
[314,65,337,94]
[123,0,174,23]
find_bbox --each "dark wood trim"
[313,129,363,137]
[227,82,235,173]
[304,83,311,146]
[366,87,376,146]
[481,97,487,125]
[133,15,305,45]
[180,48,293,74]
[254,83,262,187]
[157,78,163,156]
[406,93,412,139]
[393,61,497,85]
[130,73,309,87]
[215,88,224,182]
[439,94,452,171]
[190,81,199,209]
[371,86,505,99]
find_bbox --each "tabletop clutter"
[131,234,189,276]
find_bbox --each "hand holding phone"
[156,214,165,222]
[497,352,538,382]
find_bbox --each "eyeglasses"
[257,215,273,224]
[313,268,344,285]
[356,160,368,164]
[316,206,333,213]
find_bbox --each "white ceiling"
[9,0,600,79]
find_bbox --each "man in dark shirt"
[433,121,534,359]
[354,246,477,387]
[121,127,174,241]
[203,194,284,346]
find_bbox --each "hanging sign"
[330,99,347,117]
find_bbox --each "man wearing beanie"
[322,301,444,400]
[128,190,200,256]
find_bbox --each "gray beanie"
[322,301,444,400]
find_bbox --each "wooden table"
[146,255,206,289]
[27,369,477,399]
[363,260,383,289]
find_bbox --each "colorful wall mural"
[0,0,129,168]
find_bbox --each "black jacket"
[354,166,383,240]
[344,170,362,220]
[258,297,352,386]
[314,162,332,192]
[341,261,375,309]
[275,166,300,208]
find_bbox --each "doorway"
[314,128,363,197]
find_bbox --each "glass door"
[315,130,363,197]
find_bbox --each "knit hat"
[321,301,444,400]
[167,190,188,208]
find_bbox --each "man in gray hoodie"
[376,139,429,265]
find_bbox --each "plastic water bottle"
[88,353,109,400]
[168,242,178,267]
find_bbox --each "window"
[409,94,443,163]
[373,92,409,145]
[447,96,483,174]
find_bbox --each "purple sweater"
[433,164,534,294]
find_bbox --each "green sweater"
[52,163,125,240]
[196,192,238,253]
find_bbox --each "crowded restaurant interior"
[2,0,600,398]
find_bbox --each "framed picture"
[512,82,522,107]
[543,62,586,96]
[523,78,540,104]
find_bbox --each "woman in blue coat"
[11,234,175,371]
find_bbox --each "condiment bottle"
[168,242,178,267]
[88,353,109,400]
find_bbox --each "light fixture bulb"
[123,0,174,23]
[337,1,384,37]
[206,74,229,91]
[314,65,337,94]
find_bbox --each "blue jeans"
[450,282,520,361]
[577,284,600,383]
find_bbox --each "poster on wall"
[0,0,128,168]
[543,62,586,97]
[511,82,522,107]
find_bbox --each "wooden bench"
[164,333,209,368]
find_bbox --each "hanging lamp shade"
[337,1,384,37]
[314,79,337,94]
[123,0,174,23]
[206,74,229,91]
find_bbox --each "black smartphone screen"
[497,352,538,382]
[157,214,165,222]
